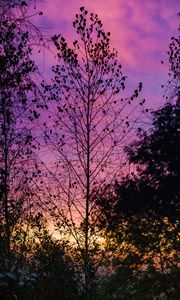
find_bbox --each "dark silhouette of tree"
[162,12,180,103]
[32,230,80,300]
[0,3,43,269]
[0,214,80,300]
[116,16,180,220]
[42,7,142,299]
[116,99,180,219]
[92,16,180,298]
[0,0,44,43]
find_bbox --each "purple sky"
[35,0,179,110]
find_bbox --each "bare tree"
[42,7,143,299]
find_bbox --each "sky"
[34,0,179,110]
[28,0,180,227]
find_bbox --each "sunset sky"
[35,0,179,110]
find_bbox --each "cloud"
[35,0,179,106]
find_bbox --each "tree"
[42,7,142,299]
[162,12,180,103]
[32,228,80,300]
[110,100,180,276]
[0,0,43,38]
[0,3,43,269]
[121,101,180,217]
[92,17,180,298]
[117,15,180,221]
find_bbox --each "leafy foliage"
[117,100,180,218]
[0,269,39,300]
[91,16,180,299]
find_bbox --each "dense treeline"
[0,2,179,300]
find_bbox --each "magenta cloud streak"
[35,0,179,109]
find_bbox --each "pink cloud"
[34,0,179,107]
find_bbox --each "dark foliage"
[115,99,180,219]
[31,233,80,300]
[91,16,180,298]
[0,0,43,269]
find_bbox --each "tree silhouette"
[32,231,80,300]
[117,16,180,220]
[93,16,180,294]
[115,99,180,219]
[162,12,180,103]
[0,4,43,269]
[0,0,44,43]
[42,7,142,299]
